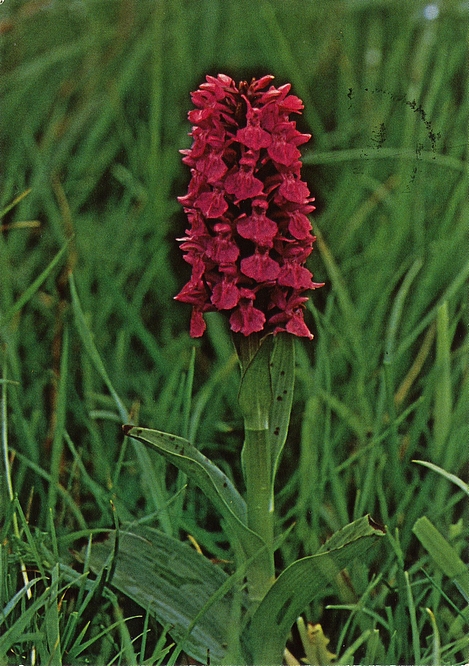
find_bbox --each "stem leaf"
[124,425,246,524]
[268,333,295,487]
[245,515,385,665]
[238,334,273,431]
[86,525,245,664]
[123,426,271,578]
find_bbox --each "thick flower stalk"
[175,73,323,338]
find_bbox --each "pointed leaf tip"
[368,515,386,533]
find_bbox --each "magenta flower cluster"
[175,74,323,338]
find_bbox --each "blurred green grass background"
[1,0,468,663]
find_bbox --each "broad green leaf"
[238,334,273,430]
[124,425,246,524]
[268,333,295,487]
[123,426,270,584]
[316,514,385,553]
[245,515,385,665]
[413,516,469,602]
[237,333,295,505]
[87,525,248,664]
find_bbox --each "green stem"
[244,427,275,603]
[234,332,275,604]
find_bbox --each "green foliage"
[85,525,246,664]
[1,0,468,664]
[247,516,385,664]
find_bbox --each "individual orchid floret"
[175,73,323,339]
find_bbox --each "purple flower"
[175,74,323,339]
